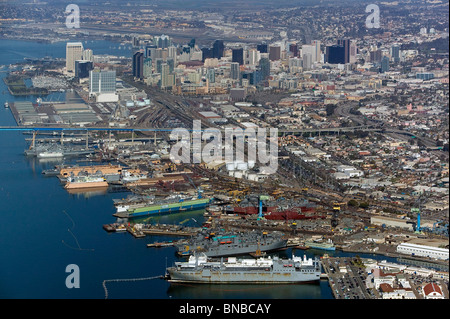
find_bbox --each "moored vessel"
[112,194,210,218]
[305,238,336,251]
[64,175,108,189]
[175,229,288,257]
[166,253,321,284]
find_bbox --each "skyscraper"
[381,56,389,73]
[259,57,270,80]
[207,68,215,83]
[337,39,351,64]
[370,50,382,63]
[269,46,281,61]
[302,45,316,63]
[312,40,322,63]
[349,40,357,64]
[145,44,157,58]
[302,53,312,70]
[156,35,171,49]
[212,40,224,59]
[66,42,84,73]
[248,49,258,65]
[82,49,94,62]
[232,48,244,65]
[391,45,400,63]
[230,62,240,80]
[289,43,298,57]
[160,63,174,89]
[257,43,268,53]
[133,51,144,79]
[75,60,93,79]
[326,45,345,64]
[143,57,152,78]
[202,48,213,62]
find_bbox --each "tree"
[348,199,359,207]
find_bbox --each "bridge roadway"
[0,124,381,134]
[0,125,439,151]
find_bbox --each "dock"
[147,239,187,248]
[103,223,200,238]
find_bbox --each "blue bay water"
[0,39,406,299]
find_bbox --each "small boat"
[4,102,9,108]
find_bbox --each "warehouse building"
[396,242,449,260]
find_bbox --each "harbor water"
[0,39,418,299]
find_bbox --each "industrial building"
[396,242,449,260]
[370,215,414,231]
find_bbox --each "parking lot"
[322,257,380,299]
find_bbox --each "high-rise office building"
[391,45,400,63]
[66,42,84,73]
[370,50,382,63]
[156,35,171,49]
[326,45,345,64]
[75,60,93,79]
[269,46,281,61]
[248,49,258,65]
[168,46,177,60]
[302,53,312,70]
[312,40,322,63]
[302,45,316,63]
[155,59,164,74]
[143,57,152,78]
[89,70,116,94]
[257,43,268,53]
[202,48,213,62]
[133,51,144,79]
[230,62,240,80]
[381,56,389,73]
[160,63,174,89]
[349,40,357,64]
[212,40,224,59]
[289,43,298,57]
[145,44,157,58]
[337,39,351,64]
[259,57,270,80]
[207,68,215,83]
[232,48,244,65]
[166,58,175,73]
[82,49,94,62]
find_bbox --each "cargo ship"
[165,253,321,284]
[112,194,210,218]
[305,239,335,251]
[175,229,288,257]
[64,175,108,189]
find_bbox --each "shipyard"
[0,0,448,304]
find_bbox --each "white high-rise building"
[248,49,258,65]
[302,45,317,64]
[349,40,357,64]
[66,42,84,73]
[302,53,312,70]
[312,40,321,63]
[82,49,94,62]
